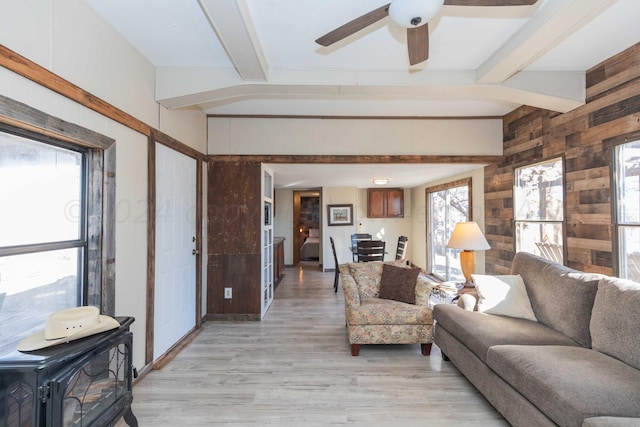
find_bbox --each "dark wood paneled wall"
[485,42,640,275]
[207,161,262,318]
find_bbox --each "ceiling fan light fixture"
[372,177,390,185]
[388,0,444,28]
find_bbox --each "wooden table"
[430,282,478,308]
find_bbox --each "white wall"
[160,105,207,153]
[273,188,295,265]
[113,123,148,372]
[322,187,359,271]
[0,0,207,370]
[1,0,207,153]
[208,117,502,155]
[410,166,487,273]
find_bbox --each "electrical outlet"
[224,288,232,299]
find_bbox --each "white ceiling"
[269,163,484,189]
[87,0,640,188]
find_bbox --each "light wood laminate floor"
[119,262,507,426]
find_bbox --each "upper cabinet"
[367,188,404,218]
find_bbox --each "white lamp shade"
[446,222,491,251]
[388,0,444,28]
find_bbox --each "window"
[0,95,115,356]
[613,139,640,281]
[514,158,564,263]
[427,179,470,281]
[0,127,88,354]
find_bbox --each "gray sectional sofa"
[433,252,640,427]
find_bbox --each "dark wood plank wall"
[207,161,262,319]
[485,42,640,275]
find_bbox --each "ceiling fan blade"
[444,0,537,5]
[407,24,429,65]
[315,3,390,46]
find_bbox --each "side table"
[457,284,479,297]
[429,282,478,309]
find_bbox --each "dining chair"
[351,233,372,262]
[330,236,340,293]
[395,235,408,261]
[356,240,385,262]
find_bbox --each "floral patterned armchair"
[339,261,435,356]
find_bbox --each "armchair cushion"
[348,297,433,325]
[378,264,420,304]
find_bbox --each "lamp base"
[460,250,476,287]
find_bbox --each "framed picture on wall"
[327,204,353,226]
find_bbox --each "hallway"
[121,263,506,426]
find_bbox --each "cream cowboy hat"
[17,306,120,352]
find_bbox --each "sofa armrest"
[415,278,436,306]
[457,293,477,311]
[339,265,361,308]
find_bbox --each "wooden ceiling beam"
[477,0,616,84]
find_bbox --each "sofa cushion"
[378,264,420,304]
[590,277,640,370]
[348,297,433,326]
[582,417,640,427]
[511,251,602,348]
[487,345,640,427]
[433,304,578,363]
[472,274,537,321]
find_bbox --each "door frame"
[293,191,302,266]
[146,130,203,366]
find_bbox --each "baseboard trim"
[152,326,202,370]
[205,313,261,321]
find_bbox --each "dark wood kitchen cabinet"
[367,188,404,218]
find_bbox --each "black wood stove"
[0,317,137,426]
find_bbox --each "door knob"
[192,249,199,255]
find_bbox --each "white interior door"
[154,143,197,360]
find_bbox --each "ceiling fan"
[315,0,538,66]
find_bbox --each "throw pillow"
[378,264,420,304]
[472,274,537,321]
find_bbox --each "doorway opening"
[293,190,321,267]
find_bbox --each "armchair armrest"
[339,265,360,308]
[415,278,436,306]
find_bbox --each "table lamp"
[446,222,491,287]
